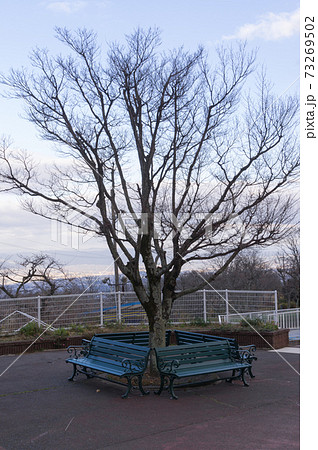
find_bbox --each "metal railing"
[270,308,300,329]
[0,289,277,335]
[218,308,300,329]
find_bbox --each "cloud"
[224,9,300,41]
[46,1,87,13]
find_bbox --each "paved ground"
[0,348,299,450]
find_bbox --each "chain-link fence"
[0,289,277,335]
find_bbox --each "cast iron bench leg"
[248,366,255,378]
[122,376,132,399]
[68,363,77,381]
[154,375,165,396]
[226,369,236,383]
[168,376,178,400]
[138,375,150,396]
[241,368,249,387]
[247,356,257,378]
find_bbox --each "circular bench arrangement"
[65,330,257,399]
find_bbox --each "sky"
[0,0,305,276]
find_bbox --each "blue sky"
[0,0,302,275]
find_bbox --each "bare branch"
[0,28,299,346]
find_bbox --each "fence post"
[225,289,229,323]
[100,292,103,327]
[203,290,207,323]
[297,308,300,329]
[274,290,278,325]
[37,296,41,327]
[117,291,122,323]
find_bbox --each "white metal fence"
[0,289,278,335]
[218,308,300,330]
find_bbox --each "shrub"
[104,321,125,330]
[189,317,210,327]
[239,317,278,331]
[240,317,264,328]
[257,321,279,331]
[19,322,43,337]
[216,322,238,331]
[53,327,70,338]
[70,323,86,334]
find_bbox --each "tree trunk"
[148,316,166,375]
[146,294,167,374]
[149,315,166,348]
[132,278,167,373]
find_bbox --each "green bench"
[174,329,257,378]
[66,336,151,398]
[154,340,252,399]
[95,330,171,347]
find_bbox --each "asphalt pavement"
[0,347,300,450]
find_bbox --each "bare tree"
[178,250,281,292]
[0,28,299,349]
[276,229,300,308]
[0,253,70,297]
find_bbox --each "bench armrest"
[238,345,257,361]
[239,344,256,352]
[67,341,90,359]
[235,348,253,363]
[157,359,180,374]
[122,358,148,373]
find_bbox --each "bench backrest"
[174,330,237,347]
[95,331,171,347]
[174,330,240,358]
[95,332,149,346]
[155,341,233,369]
[87,336,150,372]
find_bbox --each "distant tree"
[0,253,70,298]
[177,250,281,291]
[276,229,300,308]
[214,250,281,291]
[0,28,299,351]
[58,275,103,295]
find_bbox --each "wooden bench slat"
[68,356,143,374]
[172,362,247,377]
[88,346,148,360]
[95,331,171,347]
[67,357,127,376]
[156,342,230,358]
[79,354,131,369]
[92,337,150,353]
